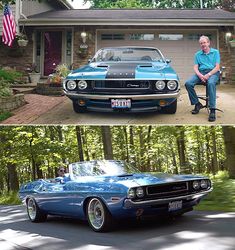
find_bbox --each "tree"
[76,126,84,161]
[222,126,235,178]
[85,0,234,10]
[85,0,153,8]
[101,126,113,160]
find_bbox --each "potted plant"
[77,47,88,58]
[48,63,70,86]
[16,33,28,47]
[27,63,40,84]
[229,35,235,48]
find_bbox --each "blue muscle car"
[63,47,180,113]
[19,160,212,232]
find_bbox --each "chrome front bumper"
[64,90,180,100]
[124,189,212,208]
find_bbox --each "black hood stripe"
[105,63,139,79]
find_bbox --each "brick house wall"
[0,25,234,84]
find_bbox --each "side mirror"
[165,59,171,64]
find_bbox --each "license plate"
[168,200,182,212]
[111,99,131,109]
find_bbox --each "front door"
[43,31,62,76]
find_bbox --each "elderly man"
[185,35,220,122]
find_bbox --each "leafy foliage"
[84,0,235,10]
[0,68,23,83]
[0,111,12,121]
[196,174,235,212]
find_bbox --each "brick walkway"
[1,94,66,124]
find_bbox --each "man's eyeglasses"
[59,169,65,172]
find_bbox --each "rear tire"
[162,100,177,114]
[86,198,113,232]
[27,197,47,222]
[72,101,87,113]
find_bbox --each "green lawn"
[0,111,12,121]
[196,178,235,212]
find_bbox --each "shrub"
[0,80,13,97]
[0,68,23,84]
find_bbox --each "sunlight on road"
[174,231,210,239]
[0,229,65,249]
[205,213,235,219]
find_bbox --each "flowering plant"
[49,64,70,84]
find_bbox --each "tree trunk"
[7,163,19,192]
[146,126,152,170]
[82,127,90,161]
[76,126,84,161]
[205,129,212,173]
[101,126,113,160]
[123,127,129,162]
[222,126,235,178]
[211,126,218,175]
[176,127,188,173]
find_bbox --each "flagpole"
[15,0,20,34]
[200,0,203,8]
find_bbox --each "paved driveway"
[2,84,235,125]
[0,205,235,250]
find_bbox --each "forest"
[0,125,235,194]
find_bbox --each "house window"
[159,34,183,40]
[188,34,213,41]
[129,33,154,40]
[101,34,125,40]
[35,31,41,73]
[66,31,72,67]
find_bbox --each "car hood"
[66,62,178,80]
[72,173,205,189]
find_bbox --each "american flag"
[2,4,16,47]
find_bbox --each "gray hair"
[199,35,210,43]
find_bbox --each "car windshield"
[69,160,140,179]
[92,47,164,62]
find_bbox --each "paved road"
[0,205,235,250]
[31,84,235,125]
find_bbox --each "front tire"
[86,198,113,232]
[27,197,47,222]
[72,101,87,113]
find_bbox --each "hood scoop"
[139,64,153,68]
[117,174,134,178]
[97,64,109,68]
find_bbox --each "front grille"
[147,182,188,197]
[92,80,151,89]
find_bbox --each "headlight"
[136,187,144,198]
[127,188,136,199]
[78,80,87,90]
[193,180,200,190]
[67,80,77,90]
[155,80,166,90]
[167,80,177,90]
[200,180,208,189]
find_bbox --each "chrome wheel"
[26,197,47,222]
[27,198,37,221]
[87,198,105,230]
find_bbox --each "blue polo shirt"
[194,48,220,72]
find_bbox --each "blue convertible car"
[63,47,180,113]
[19,160,212,232]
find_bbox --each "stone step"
[12,87,36,94]
[11,83,37,88]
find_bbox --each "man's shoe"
[208,109,216,122]
[191,102,203,114]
